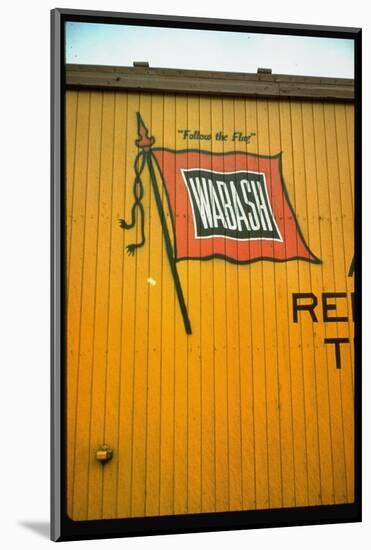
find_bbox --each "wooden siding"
[65,89,354,520]
[66,64,355,101]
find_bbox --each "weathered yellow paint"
[66,89,354,520]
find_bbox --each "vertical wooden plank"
[158,93,176,516]
[345,104,355,210]
[98,92,120,518]
[112,91,132,518]
[211,96,229,512]
[66,91,91,519]
[312,102,343,504]
[322,103,351,504]
[222,96,243,511]
[310,101,338,505]
[129,93,153,517]
[116,92,140,519]
[300,101,334,505]
[186,94,202,514]
[279,100,309,506]
[344,103,355,389]
[86,91,116,519]
[291,101,323,506]
[199,95,216,513]
[66,90,78,286]
[65,89,79,517]
[333,103,355,501]
[236,97,256,511]
[173,94,189,515]
[73,92,105,521]
[267,99,296,508]
[144,94,165,516]
[247,97,270,509]
[334,104,354,279]
[257,98,283,509]
[334,103,355,370]
[343,102,355,463]
[100,92,128,518]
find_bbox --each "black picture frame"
[51,7,362,542]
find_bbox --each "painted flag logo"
[119,113,321,334]
[151,148,319,264]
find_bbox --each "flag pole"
[136,112,192,335]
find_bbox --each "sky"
[65,22,354,79]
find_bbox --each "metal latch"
[95,444,113,464]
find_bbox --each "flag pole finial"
[136,112,155,151]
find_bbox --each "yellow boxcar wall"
[65,89,354,520]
